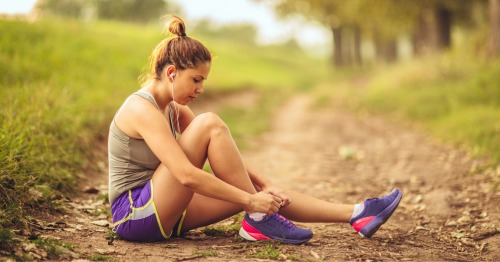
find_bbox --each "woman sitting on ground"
[108,15,402,244]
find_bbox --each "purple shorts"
[111,180,186,242]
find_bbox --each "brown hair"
[142,15,212,83]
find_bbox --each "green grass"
[324,51,500,168]
[90,254,114,262]
[0,17,157,228]
[218,88,290,149]
[0,227,14,254]
[0,16,328,235]
[192,28,330,91]
[32,237,74,258]
[201,214,243,237]
[247,242,282,260]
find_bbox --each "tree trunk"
[488,0,500,56]
[374,30,397,63]
[343,28,353,66]
[413,6,451,55]
[353,25,362,66]
[331,26,343,67]
[413,11,428,56]
[384,39,398,63]
[435,7,451,50]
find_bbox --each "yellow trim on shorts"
[112,180,187,239]
[111,190,135,227]
[150,180,170,238]
[111,181,157,229]
[176,210,187,237]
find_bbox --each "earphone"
[169,71,180,138]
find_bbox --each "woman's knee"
[195,112,229,136]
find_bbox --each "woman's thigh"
[151,113,230,233]
[152,165,248,234]
[181,193,244,232]
[151,164,194,235]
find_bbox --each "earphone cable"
[170,81,181,138]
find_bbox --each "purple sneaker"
[239,213,313,244]
[350,189,403,238]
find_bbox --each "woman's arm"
[171,104,289,208]
[165,102,195,134]
[246,165,270,191]
[132,101,280,214]
[246,164,291,207]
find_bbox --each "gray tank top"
[108,90,174,204]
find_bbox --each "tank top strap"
[133,90,176,138]
[133,90,160,110]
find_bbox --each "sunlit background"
[0,1,499,256]
[0,0,331,52]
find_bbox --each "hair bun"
[167,15,187,37]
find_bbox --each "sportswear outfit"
[108,91,402,243]
[108,90,183,241]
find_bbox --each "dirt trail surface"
[21,93,499,261]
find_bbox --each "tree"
[262,0,419,66]
[488,0,500,56]
[35,0,170,23]
[265,0,364,67]
[411,0,479,55]
[96,0,168,23]
[35,0,92,19]
[263,0,489,64]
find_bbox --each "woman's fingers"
[266,187,291,208]
[247,192,283,214]
[281,196,291,207]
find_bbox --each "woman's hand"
[262,184,291,208]
[245,192,282,215]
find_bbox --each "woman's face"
[172,62,211,105]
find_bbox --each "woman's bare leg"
[153,112,355,234]
[152,112,258,233]
[181,189,353,230]
[279,189,354,223]
[180,189,354,233]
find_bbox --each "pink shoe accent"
[242,219,271,240]
[352,216,375,232]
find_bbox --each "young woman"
[108,15,402,244]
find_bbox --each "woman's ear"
[165,65,176,82]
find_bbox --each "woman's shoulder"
[115,94,165,139]
[116,93,163,122]
[124,93,159,113]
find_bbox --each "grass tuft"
[248,242,282,259]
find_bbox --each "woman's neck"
[144,80,173,111]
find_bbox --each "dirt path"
[26,93,499,261]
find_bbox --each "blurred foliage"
[34,0,170,23]
[34,0,89,18]
[260,0,497,65]
[192,19,258,44]
[96,0,167,23]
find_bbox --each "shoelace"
[272,214,296,230]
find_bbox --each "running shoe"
[239,213,313,244]
[350,188,403,238]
